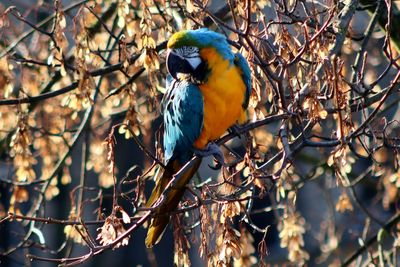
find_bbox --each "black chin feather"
[190,60,208,84]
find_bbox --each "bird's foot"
[194,142,227,167]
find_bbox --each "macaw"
[145,28,251,247]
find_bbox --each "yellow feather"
[194,47,247,149]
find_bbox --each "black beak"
[166,51,193,80]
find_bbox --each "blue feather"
[234,52,252,108]
[162,79,204,164]
[185,28,234,62]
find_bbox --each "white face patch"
[185,56,202,70]
[174,46,202,70]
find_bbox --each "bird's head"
[166,28,233,82]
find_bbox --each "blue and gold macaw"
[145,28,251,247]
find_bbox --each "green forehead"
[167,31,199,48]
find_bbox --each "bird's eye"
[185,46,197,53]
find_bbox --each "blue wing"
[234,52,252,109]
[162,77,204,164]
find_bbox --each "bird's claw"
[208,162,222,170]
[194,142,227,167]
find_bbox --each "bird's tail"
[145,158,202,248]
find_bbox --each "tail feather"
[145,215,169,247]
[145,158,202,248]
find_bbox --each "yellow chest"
[193,48,246,149]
